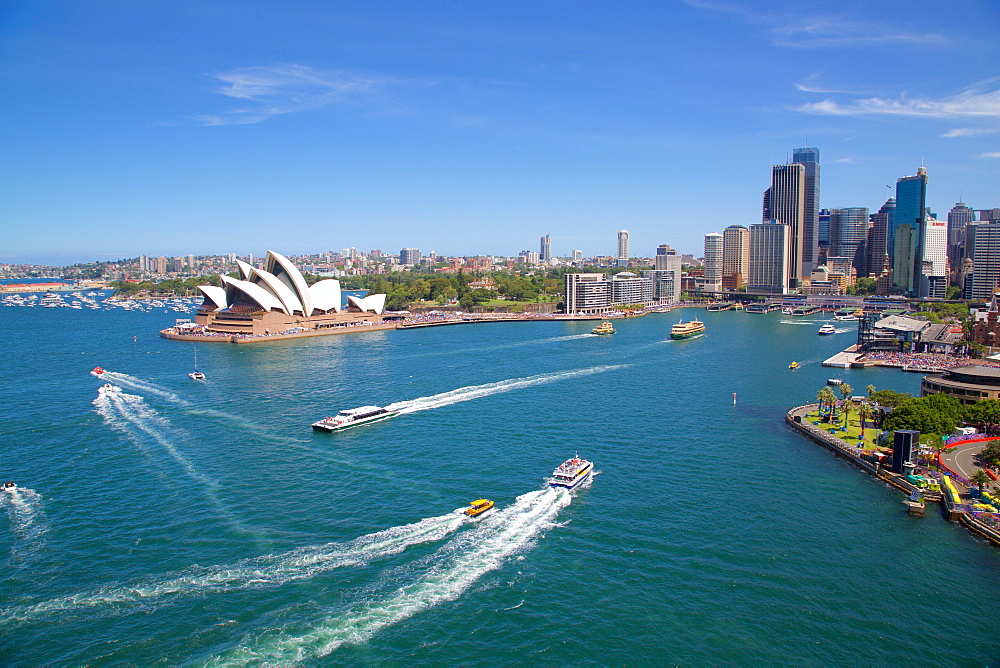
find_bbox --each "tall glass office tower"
[792,147,820,277]
[892,167,928,296]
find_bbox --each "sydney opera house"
[191,250,387,337]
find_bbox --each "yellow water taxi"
[591,321,615,335]
[464,499,495,517]
[789,361,799,369]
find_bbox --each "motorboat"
[98,383,122,395]
[670,319,706,340]
[789,361,799,369]
[464,499,495,518]
[827,378,843,386]
[818,323,837,335]
[549,456,594,490]
[2,481,15,493]
[311,406,397,432]
[591,321,615,335]
[90,366,105,376]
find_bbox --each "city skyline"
[2,1,998,265]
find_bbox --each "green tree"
[817,386,837,414]
[964,400,1000,434]
[981,440,1000,468]
[883,397,959,436]
[869,389,912,408]
[969,470,992,495]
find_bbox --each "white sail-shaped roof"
[310,279,342,313]
[346,293,386,315]
[249,267,304,315]
[197,285,228,310]
[221,275,286,313]
[235,259,253,280]
[265,250,312,316]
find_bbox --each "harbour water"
[1,306,999,664]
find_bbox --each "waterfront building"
[830,207,869,275]
[766,163,806,287]
[610,272,654,307]
[400,248,421,266]
[564,273,611,314]
[194,250,387,336]
[649,245,682,302]
[540,235,551,262]
[965,222,1000,300]
[892,166,928,296]
[722,225,749,289]
[792,147,821,277]
[921,365,1000,404]
[748,220,790,295]
[617,230,630,267]
[920,217,948,299]
[703,233,723,291]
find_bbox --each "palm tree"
[817,386,837,416]
[839,384,854,427]
[858,402,873,444]
[970,470,992,496]
[866,384,876,399]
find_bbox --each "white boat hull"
[312,411,397,432]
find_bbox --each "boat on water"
[591,321,615,335]
[818,323,837,335]
[670,319,705,340]
[311,406,397,432]
[3,481,16,493]
[549,455,594,490]
[98,383,121,395]
[789,361,799,369]
[90,366,105,376]
[189,347,206,380]
[464,499,495,517]
[827,378,843,386]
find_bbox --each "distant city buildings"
[617,230,629,267]
[540,234,551,262]
[400,248,421,266]
[722,225,749,289]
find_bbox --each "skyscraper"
[947,203,975,270]
[617,230,629,267]
[400,248,421,265]
[748,221,790,295]
[792,147,820,277]
[540,234,551,262]
[921,217,948,299]
[703,233,723,289]
[892,166,928,296]
[768,163,806,286]
[646,245,682,302]
[966,222,1000,300]
[866,197,895,278]
[722,225,749,288]
[830,207,869,274]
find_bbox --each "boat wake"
[95,371,183,403]
[779,319,827,326]
[216,487,572,663]
[0,511,467,626]
[1,487,48,563]
[386,365,625,415]
[92,390,251,534]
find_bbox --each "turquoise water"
[1,306,999,665]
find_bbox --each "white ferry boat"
[549,455,594,490]
[818,323,836,335]
[312,406,397,432]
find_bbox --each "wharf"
[786,404,1000,548]
[822,345,865,368]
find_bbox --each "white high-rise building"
[703,233,723,289]
[564,273,611,314]
[540,235,552,262]
[748,221,790,294]
[920,217,948,298]
[646,245,682,303]
[572,250,583,262]
[722,225,749,288]
[617,230,629,267]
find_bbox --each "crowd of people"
[862,351,1000,370]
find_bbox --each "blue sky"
[1,0,998,265]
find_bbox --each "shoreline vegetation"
[787,390,1000,548]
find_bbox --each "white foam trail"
[0,512,466,624]
[97,371,182,403]
[2,488,48,561]
[387,365,625,415]
[220,487,572,663]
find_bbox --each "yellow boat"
[464,499,494,517]
[591,321,615,335]
[789,361,799,369]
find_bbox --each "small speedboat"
[189,370,206,380]
[464,499,495,517]
[2,481,16,493]
[818,323,836,335]
[98,383,122,395]
[91,366,105,376]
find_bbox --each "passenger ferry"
[818,323,837,335]
[549,455,594,490]
[464,499,495,518]
[591,321,616,335]
[311,406,397,432]
[670,319,706,340]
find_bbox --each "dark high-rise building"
[818,208,832,252]
[866,197,895,278]
[978,209,1000,222]
[831,207,870,276]
[792,147,820,277]
[892,167,928,296]
[947,203,975,271]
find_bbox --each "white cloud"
[197,64,385,126]
[833,157,855,164]
[943,127,1000,138]
[798,87,1000,119]
[982,152,1000,159]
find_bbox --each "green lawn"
[805,410,885,450]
